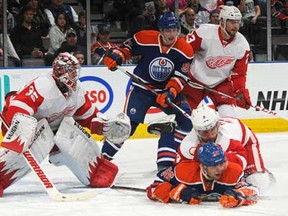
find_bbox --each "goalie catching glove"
[90,112,131,144]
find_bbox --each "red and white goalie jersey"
[2,73,98,133]
[179,117,265,175]
[186,24,250,88]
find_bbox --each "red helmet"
[52,52,80,92]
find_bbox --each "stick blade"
[47,188,97,201]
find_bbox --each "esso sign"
[80,76,113,113]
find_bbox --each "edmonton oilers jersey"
[123,30,193,90]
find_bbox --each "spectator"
[44,0,78,27]
[166,0,188,14]
[209,8,220,24]
[0,0,15,33]
[125,0,147,37]
[54,28,87,63]
[73,50,85,65]
[187,0,200,13]
[8,0,22,18]
[195,0,223,25]
[45,11,70,65]
[154,0,171,30]
[74,10,97,47]
[10,5,45,59]
[25,0,51,37]
[105,0,126,28]
[0,15,21,66]
[90,26,118,65]
[180,7,197,35]
[237,0,261,44]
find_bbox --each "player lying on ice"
[147,142,259,208]
[178,96,275,194]
[0,52,131,197]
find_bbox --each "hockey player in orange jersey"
[147,142,258,207]
[179,96,275,194]
[102,11,194,171]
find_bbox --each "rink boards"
[0,63,288,138]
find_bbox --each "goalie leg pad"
[0,118,54,193]
[53,117,118,187]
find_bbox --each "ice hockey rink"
[1,132,288,216]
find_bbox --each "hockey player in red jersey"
[0,52,131,196]
[183,5,251,117]
[147,142,259,207]
[102,11,194,171]
[179,96,275,194]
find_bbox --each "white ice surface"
[2,132,288,216]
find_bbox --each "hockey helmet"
[52,52,80,92]
[219,5,242,21]
[191,97,219,131]
[198,142,226,167]
[158,11,180,30]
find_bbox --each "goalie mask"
[52,52,81,92]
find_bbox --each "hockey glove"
[91,112,131,144]
[103,49,125,71]
[169,183,201,204]
[219,187,258,208]
[2,113,38,153]
[146,182,173,203]
[156,87,178,108]
[235,88,251,109]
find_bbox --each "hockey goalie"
[0,52,131,197]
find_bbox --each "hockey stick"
[188,80,288,120]
[111,185,274,201]
[117,66,191,119]
[0,113,96,201]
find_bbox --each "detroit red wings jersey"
[186,24,250,88]
[2,74,98,132]
[179,117,261,170]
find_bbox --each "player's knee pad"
[0,118,54,191]
[53,117,118,187]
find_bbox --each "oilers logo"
[149,57,174,82]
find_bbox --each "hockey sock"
[101,139,123,160]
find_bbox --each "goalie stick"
[116,66,191,120]
[188,80,288,120]
[0,113,96,201]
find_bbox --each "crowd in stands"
[0,0,288,67]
